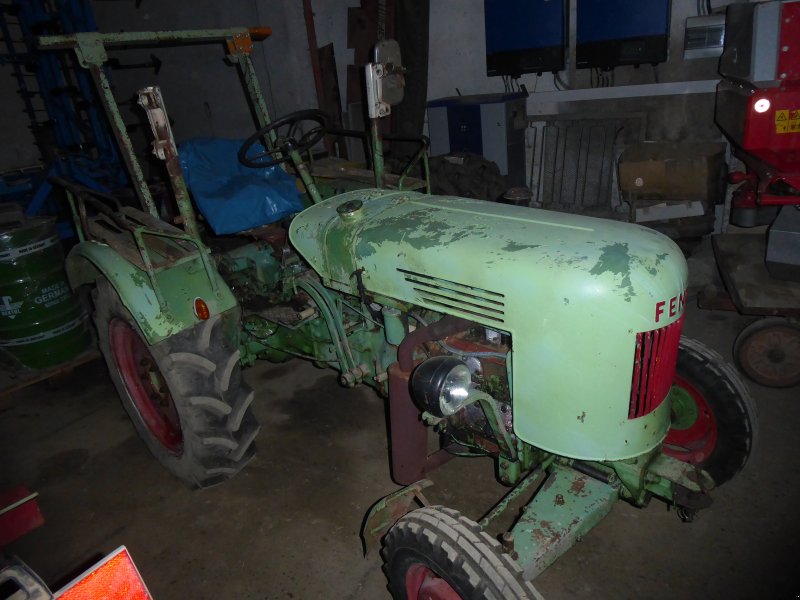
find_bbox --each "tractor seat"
[179,138,304,235]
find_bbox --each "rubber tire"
[671,337,758,487]
[733,317,800,388]
[382,506,538,600]
[93,278,259,488]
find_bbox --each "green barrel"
[0,214,91,370]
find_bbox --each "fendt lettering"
[655,290,688,323]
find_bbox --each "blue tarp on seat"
[178,138,304,235]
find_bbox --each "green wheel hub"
[668,385,700,430]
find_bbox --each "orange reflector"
[248,26,273,40]
[193,297,210,320]
[56,547,152,600]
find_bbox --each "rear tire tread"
[93,279,258,488]
[227,389,255,431]
[188,395,233,417]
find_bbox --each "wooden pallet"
[0,347,101,405]
[708,233,800,317]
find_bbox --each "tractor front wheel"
[664,336,758,487]
[93,279,259,488]
[382,506,537,600]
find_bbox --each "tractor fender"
[361,479,434,555]
[66,240,238,345]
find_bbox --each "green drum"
[0,214,91,370]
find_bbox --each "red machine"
[709,0,800,388]
[717,0,800,213]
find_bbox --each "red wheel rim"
[405,564,461,600]
[663,374,717,464]
[109,318,183,454]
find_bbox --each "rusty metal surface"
[387,363,429,485]
[511,465,618,581]
[87,66,158,217]
[735,318,800,387]
[479,465,548,529]
[37,28,260,50]
[361,478,433,554]
[387,363,454,485]
[713,234,800,316]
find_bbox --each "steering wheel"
[238,109,328,168]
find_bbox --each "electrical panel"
[576,0,671,69]
[684,14,726,60]
[719,1,784,87]
[484,0,566,77]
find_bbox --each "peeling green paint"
[66,241,236,344]
[357,207,488,258]
[130,271,148,287]
[502,241,542,252]
[589,243,636,302]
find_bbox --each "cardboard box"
[618,142,727,205]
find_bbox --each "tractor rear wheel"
[664,336,757,487]
[93,278,259,488]
[382,506,538,600]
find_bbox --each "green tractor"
[43,28,756,599]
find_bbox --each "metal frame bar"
[37,28,275,218]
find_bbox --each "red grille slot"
[628,315,684,419]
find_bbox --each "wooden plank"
[87,218,147,269]
[347,6,375,63]
[88,216,196,270]
[302,0,332,155]
[318,43,347,158]
[120,206,183,235]
[310,163,426,190]
[346,64,362,115]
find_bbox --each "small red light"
[754,98,771,113]
[56,547,152,600]
[193,297,210,320]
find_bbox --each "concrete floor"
[1,301,797,599]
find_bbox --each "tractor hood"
[290,190,688,461]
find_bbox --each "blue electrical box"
[427,92,528,186]
[484,0,566,76]
[576,0,671,69]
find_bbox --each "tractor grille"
[628,316,684,419]
[398,268,505,323]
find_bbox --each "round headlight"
[411,356,472,417]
